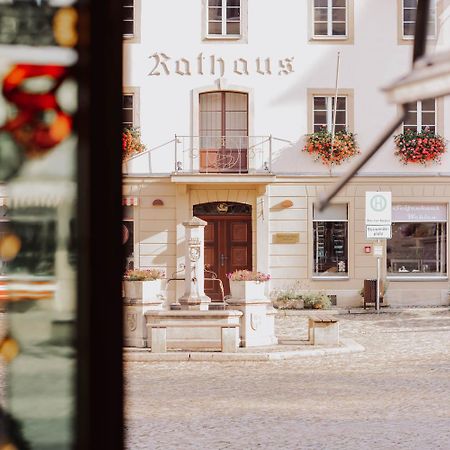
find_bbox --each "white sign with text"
[365,192,392,226]
[366,225,392,239]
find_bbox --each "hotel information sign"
[365,192,392,226]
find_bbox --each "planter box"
[123,279,162,301]
[229,280,267,301]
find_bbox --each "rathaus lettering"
[148,52,294,76]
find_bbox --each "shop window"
[123,206,134,270]
[403,98,436,133]
[313,204,348,277]
[0,205,10,275]
[401,0,436,39]
[387,204,447,278]
[313,0,347,37]
[313,95,347,132]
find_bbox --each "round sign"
[370,195,387,212]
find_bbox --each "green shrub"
[302,292,332,310]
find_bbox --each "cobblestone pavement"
[125,309,450,450]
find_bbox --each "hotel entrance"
[194,202,252,300]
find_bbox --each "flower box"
[229,280,267,301]
[123,279,162,302]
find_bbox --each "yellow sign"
[273,233,299,244]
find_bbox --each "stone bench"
[308,314,339,345]
[145,310,242,353]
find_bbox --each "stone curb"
[276,306,450,316]
[123,338,365,362]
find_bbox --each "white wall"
[124,0,450,175]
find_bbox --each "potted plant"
[122,127,146,161]
[303,128,359,166]
[123,268,165,302]
[227,269,270,300]
[302,291,332,310]
[394,128,446,165]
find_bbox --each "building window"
[313,96,347,132]
[403,98,436,133]
[123,206,134,270]
[123,0,134,38]
[387,204,447,278]
[122,94,134,129]
[313,204,348,278]
[313,0,347,37]
[401,0,436,39]
[203,0,247,41]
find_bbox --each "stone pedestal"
[123,280,164,347]
[178,217,211,311]
[226,298,278,347]
[145,310,242,351]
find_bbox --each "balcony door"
[199,91,248,173]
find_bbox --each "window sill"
[204,35,242,41]
[387,275,448,282]
[312,276,349,281]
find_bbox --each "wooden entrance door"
[198,214,252,301]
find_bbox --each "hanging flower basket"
[122,127,146,161]
[302,129,359,166]
[394,129,446,165]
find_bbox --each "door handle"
[220,253,228,267]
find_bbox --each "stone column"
[178,216,211,310]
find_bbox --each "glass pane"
[404,112,418,125]
[403,125,417,132]
[314,110,327,125]
[209,0,222,5]
[225,92,247,111]
[314,0,328,7]
[335,124,346,132]
[387,222,447,275]
[403,22,415,36]
[314,204,348,220]
[123,0,134,5]
[313,221,348,276]
[226,21,240,34]
[227,0,240,6]
[123,95,133,108]
[208,7,222,20]
[200,92,222,111]
[122,109,133,125]
[332,96,346,109]
[332,8,346,21]
[227,7,240,20]
[200,111,222,132]
[406,102,418,112]
[333,0,346,6]
[425,125,436,133]
[123,6,134,20]
[404,0,417,8]
[225,111,247,130]
[332,22,346,35]
[208,21,222,34]
[314,124,324,132]
[421,112,435,126]
[334,110,346,125]
[422,98,435,111]
[123,20,134,35]
[314,97,326,109]
[314,8,328,21]
[404,8,416,22]
[314,22,328,35]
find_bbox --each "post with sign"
[365,192,392,311]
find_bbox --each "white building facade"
[122,0,450,307]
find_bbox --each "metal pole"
[376,239,381,312]
[269,134,272,172]
[174,134,178,172]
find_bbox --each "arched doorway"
[194,202,252,300]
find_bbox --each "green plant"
[122,127,146,160]
[302,292,332,310]
[271,281,305,310]
[123,268,164,281]
[303,128,360,166]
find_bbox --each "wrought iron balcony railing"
[173,135,272,174]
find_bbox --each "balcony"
[173,135,273,175]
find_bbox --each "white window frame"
[387,204,447,281]
[122,87,140,129]
[401,0,437,40]
[312,0,348,38]
[312,95,348,133]
[403,99,436,133]
[123,0,141,43]
[312,204,349,280]
[202,0,248,42]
